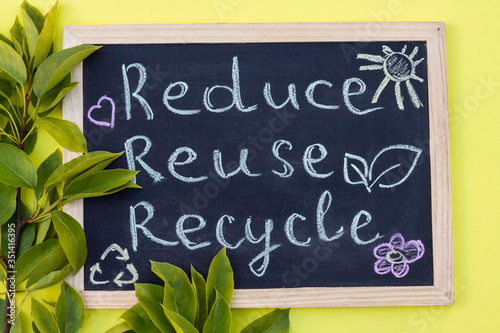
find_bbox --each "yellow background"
[1,0,499,332]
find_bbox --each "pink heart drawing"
[87,95,115,129]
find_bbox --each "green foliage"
[0,40,26,84]
[37,117,87,153]
[121,249,290,333]
[51,211,87,272]
[0,3,291,333]
[55,282,85,333]
[33,44,100,97]
[239,309,290,333]
[0,182,16,224]
[31,298,60,333]
[31,282,85,333]
[0,2,139,332]
[0,142,37,188]
[206,248,233,309]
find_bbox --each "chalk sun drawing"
[357,45,424,110]
[373,233,424,278]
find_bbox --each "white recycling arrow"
[89,263,110,285]
[113,263,139,287]
[100,243,129,261]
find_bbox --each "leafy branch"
[0,2,139,332]
[115,249,290,333]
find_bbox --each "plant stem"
[2,122,27,333]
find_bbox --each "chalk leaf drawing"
[357,45,424,110]
[343,144,423,192]
[373,233,424,278]
[87,95,116,129]
[89,243,138,287]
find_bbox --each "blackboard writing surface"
[63,23,452,308]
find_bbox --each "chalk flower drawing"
[343,144,423,192]
[357,45,424,110]
[373,233,425,278]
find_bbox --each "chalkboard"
[63,23,452,308]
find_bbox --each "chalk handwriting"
[168,147,208,183]
[203,56,257,113]
[130,201,179,252]
[122,63,154,120]
[264,83,300,110]
[213,148,261,179]
[126,190,385,278]
[124,135,164,184]
[303,144,334,178]
[115,55,385,116]
[271,139,294,178]
[305,80,340,110]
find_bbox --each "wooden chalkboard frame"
[63,22,452,309]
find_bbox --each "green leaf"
[206,248,233,310]
[0,299,21,331]
[33,322,42,333]
[29,264,72,290]
[0,34,13,48]
[135,283,175,333]
[35,217,51,244]
[23,128,37,155]
[34,2,58,67]
[37,117,87,153]
[239,309,290,333]
[191,266,208,331]
[0,183,16,224]
[51,210,87,272]
[62,169,138,200]
[105,321,133,333]
[9,17,24,55]
[33,45,100,97]
[21,8,39,59]
[35,149,62,198]
[163,307,199,333]
[0,82,14,99]
[121,303,161,333]
[10,315,23,333]
[32,298,60,333]
[64,157,119,190]
[44,151,123,189]
[0,142,37,188]
[18,222,35,256]
[102,180,141,194]
[1,201,31,254]
[151,261,197,324]
[55,282,85,333]
[0,40,26,85]
[21,1,45,32]
[24,242,68,287]
[0,299,4,327]
[37,81,77,115]
[15,239,66,283]
[202,290,231,333]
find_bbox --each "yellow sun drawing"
[357,45,424,110]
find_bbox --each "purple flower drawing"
[373,233,425,278]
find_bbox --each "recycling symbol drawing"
[89,243,139,287]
